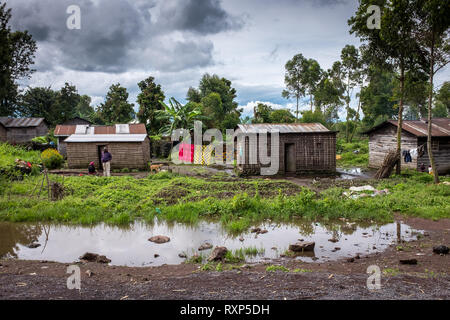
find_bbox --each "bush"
[41,148,63,169]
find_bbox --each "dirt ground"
[1,215,448,300]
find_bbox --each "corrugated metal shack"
[0,117,48,144]
[236,123,336,175]
[56,123,150,170]
[364,118,450,174]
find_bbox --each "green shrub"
[41,148,63,170]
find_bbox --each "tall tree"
[401,70,429,119]
[187,73,241,131]
[55,82,79,123]
[338,45,362,142]
[253,103,273,123]
[282,54,322,119]
[435,81,450,115]
[75,95,95,120]
[137,76,166,135]
[360,67,397,126]
[416,0,450,184]
[97,84,135,124]
[282,54,306,120]
[18,87,58,125]
[349,0,426,174]
[314,69,345,124]
[0,2,37,116]
[269,109,296,123]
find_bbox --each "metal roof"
[0,117,45,128]
[54,123,147,136]
[364,119,450,137]
[65,134,148,143]
[237,123,331,134]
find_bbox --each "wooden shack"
[236,123,336,175]
[0,122,6,142]
[0,117,48,144]
[59,123,150,170]
[364,118,450,174]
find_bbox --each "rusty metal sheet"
[54,125,76,136]
[388,119,450,137]
[237,123,330,134]
[0,117,45,128]
[55,123,148,136]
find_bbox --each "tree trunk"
[427,33,439,184]
[345,77,351,143]
[350,95,361,142]
[395,64,405,175]
[296,96,299,122]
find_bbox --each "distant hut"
[62,117,92,126]
[235,123,336,175]
[57,123,150,170]
[0,117,48,144]
[364,118,450,174]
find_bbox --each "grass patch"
[336,138,369,168]
[266,265,289,272]
[0,143,449,232]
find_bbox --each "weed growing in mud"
[266,265,290,272]
[383,268,400,276]
[185,253,205,264]
[292,268,313,273]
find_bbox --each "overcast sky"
[7,0,449,118]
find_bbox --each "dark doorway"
[97,145,106,170]
[285,143,296,173]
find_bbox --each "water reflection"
[0,219,422,266]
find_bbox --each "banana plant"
[155,98,206,136]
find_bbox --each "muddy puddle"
[0,219,422,267]
[337,167,373,179]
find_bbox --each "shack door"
[97,145,106,170]
[285,143,296,173]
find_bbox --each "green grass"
[266,265,289,272]
[0,170,448,232]
[336,138,369,168]
[0,143,41,173]
[0,144,449,232]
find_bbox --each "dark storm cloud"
[163,0,245,34]
[7,0,243,73]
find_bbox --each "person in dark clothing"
[420,163,425,172]
[88,161,96,175]
[102,147,112,177]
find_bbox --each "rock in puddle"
[399,259,417,265]
[208,247,228,261]
[433,245,449,255]
[154,254,160,258]
[289,241,315,252]
[178,253,187,258]
[239,236,244,242]
[148,235,170,244]
[79,252,111,264]
[27,243,41,249]
[198,243,213,251]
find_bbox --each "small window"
[431,140,439,152]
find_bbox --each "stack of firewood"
[375,150,398,179]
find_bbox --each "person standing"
[102,147,112,177]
